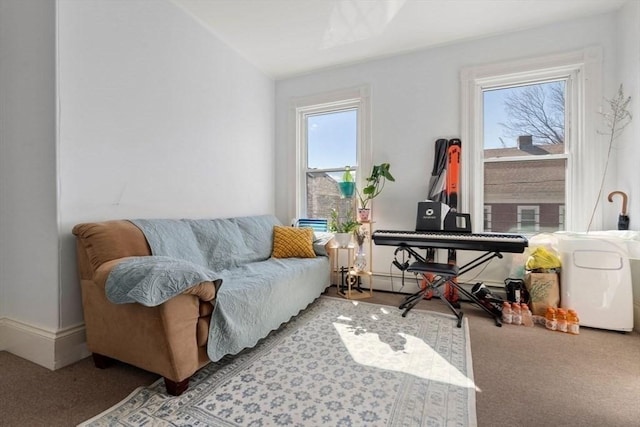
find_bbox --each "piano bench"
[407,261,459,277]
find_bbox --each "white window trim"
[461,47,603,233]
[291,86,372,219]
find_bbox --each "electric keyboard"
[372,229,528,253]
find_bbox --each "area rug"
[79,296,477,426]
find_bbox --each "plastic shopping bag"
[525,246,561,271]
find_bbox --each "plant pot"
[333,233,352,248]
[358,208,370,222]
[338,182,355,198]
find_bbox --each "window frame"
[292,86,371,219]
[461,47,604,233]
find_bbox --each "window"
[294,87,371,219]
[482,79,567,233]
[305,108,357,219]
[517,205,540,232]
[461,48,604,233]
[484,205,492,231]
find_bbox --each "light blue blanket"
[207,256,329,361]
[105,256,222,307]
[131,218,256,272]
[106,216,330,361]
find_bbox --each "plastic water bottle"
[567,309,580,335]
[556,309,568,333]
[545,307,557,331]
[501,302,513,324]
[512,302,522,325]
[521,303,534,327]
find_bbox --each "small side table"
[330,222,373,300]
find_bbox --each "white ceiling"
[172,0,627,79]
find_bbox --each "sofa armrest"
[93,257,135,289]
[324,238,336,252]
[182,281,220,301]
[82,258,216,382]
[313,232,335,257]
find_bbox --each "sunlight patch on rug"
[79,296,477,427]
[333,322,477,389]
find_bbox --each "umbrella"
[608,191,630,230]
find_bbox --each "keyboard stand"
[397,245,503,327]
[403,262,463,326]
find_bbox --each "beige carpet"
[1,286,639,426]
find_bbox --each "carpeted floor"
[1,286,640,426]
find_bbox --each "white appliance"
[557,233,633,332]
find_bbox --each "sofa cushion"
[234,215,282,262]
[271,226,316,258]
[189,219,252,270]
[131,218,253,271]
[131,219,208,267]
[208,256,329,361]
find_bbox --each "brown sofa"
[73,220,218,395]
[72,216,332,396]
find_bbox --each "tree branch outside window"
[500,82,565,145]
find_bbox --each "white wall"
[615,0,640,330]
[0,1,59,330]
[1,0,275,368]
[275,11,621,288]
[57,0,275,328]
[614,0,640,231]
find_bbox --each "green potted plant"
[329,208,361,247]
[338,166,355,198]
[357,163,395,221]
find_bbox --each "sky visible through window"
[307,109,357,170]
[484,81,565,149]
[484,89,512,149]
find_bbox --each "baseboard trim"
[0,317,89,370]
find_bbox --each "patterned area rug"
[79,296,477,426]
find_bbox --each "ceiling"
[172,0,626,79]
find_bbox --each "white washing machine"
[556,233,633,332]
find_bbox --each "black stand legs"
[396,246,504,327]
[403,261,464,327]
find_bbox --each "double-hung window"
[294,87,371,220]
[461,48,603,233]
[482,78,568,233]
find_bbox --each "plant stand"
[330,221,373,300]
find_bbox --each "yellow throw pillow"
[272,226,316,258]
